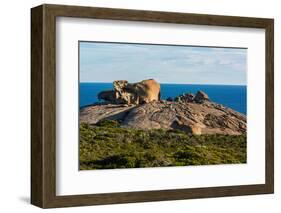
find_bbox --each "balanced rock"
[98,79,160,105]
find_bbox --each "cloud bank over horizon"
[79,42,247,85]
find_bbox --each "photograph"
[79,41,247,170]
[30,4,274,208]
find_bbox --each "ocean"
[80,83,247,115]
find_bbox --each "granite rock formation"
[80,89,246,135]
[98,79,160,105]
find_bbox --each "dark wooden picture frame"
[31,4,274,208]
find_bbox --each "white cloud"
[79,42,247,85]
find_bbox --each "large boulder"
[171,115,203,135]
[98,79,161,105]
[80,100,247,135]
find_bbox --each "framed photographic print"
[31,4,274,208]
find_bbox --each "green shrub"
[96,119,121,128]
[79,121,247,170]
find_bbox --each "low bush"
[79,120,246,170]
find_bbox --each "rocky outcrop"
[98,79,160,105]
[82,80,246,136]
[174,91,209,103]
[80,103,135,124]
[80,97,246,135]
[175,93,195,102]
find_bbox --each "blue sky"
[79,42,247,85]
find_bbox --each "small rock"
[194,91,210,103]
[174,96,181,102]
[184,93,195,102]
[174,93,195,103]
[166,97,173,102]
[190,123,202,135]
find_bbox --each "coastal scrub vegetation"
[79,120,246,170]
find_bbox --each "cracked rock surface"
[80,100,246,135]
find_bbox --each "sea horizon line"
[80,81,247,86]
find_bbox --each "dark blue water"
[80,83,247,115]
